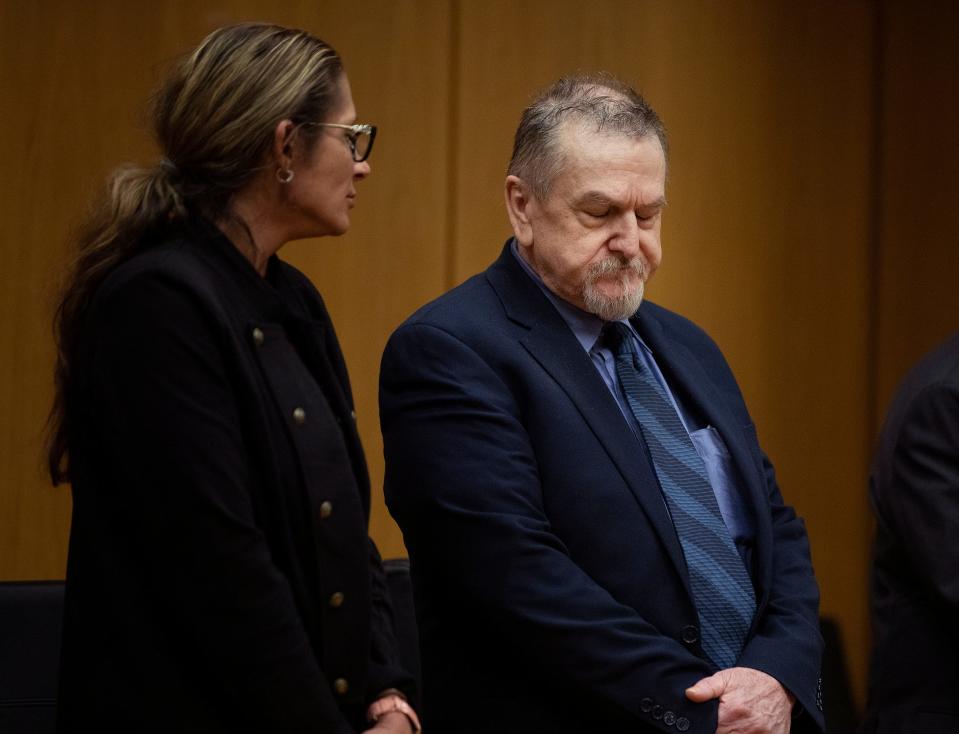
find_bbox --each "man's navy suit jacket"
[380,243,824,733]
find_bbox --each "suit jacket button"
[681,625,699,644]
[351,409,357,421]
[251,327,264,346]
[676,716,690,731]
[293,407,306,425]
[333,678,349,696]
[663,710,676,726]
[652,704,664,720]
[640,697,653,713]
[329,591,345,608]
[319,501,333,519]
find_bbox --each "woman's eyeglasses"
[304,123,377,162]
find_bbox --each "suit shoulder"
[395,272,496,333]
[901,331,959,393]
[882,331,959,433]
[88,234,241,342]
[95,236,214,304]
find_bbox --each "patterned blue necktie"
[606,322,756,670]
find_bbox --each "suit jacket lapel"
[486,245,690,586]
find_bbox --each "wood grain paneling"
[876,1,959,418]
[0,0,451,578]
[7,0,957,710]
[453,0,875,705]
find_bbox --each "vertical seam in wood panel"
[861,1,885,708]
[867,4,884,442]
[444,0,461,290]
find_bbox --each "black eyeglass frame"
[303,122,377,162]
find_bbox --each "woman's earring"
[277,168,294,184]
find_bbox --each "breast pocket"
[690,425,753,540]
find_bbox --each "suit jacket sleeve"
[381,322,720,731]
[881,380,959,609]
[88,271,355,733]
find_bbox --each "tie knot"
[603,321,635,356]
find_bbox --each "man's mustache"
[586,257,647,280]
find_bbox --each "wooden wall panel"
[12,0,958,713]
[876,1,959,417]
[0,0,166,582]
[453,0,875,705]
[0,0,451,578]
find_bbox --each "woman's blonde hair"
[48,23,343,484]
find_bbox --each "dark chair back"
[383,558,421,697]
[821,615,860,733]
[0,580,64,734]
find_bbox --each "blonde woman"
[48,24,418,734]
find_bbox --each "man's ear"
[272,119,297,172]
[505,175,536,247]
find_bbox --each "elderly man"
[380,75,823,733]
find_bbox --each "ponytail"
[47,162,180,484]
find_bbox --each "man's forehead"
[552,127,665,195]
[555,128,664,182]
[556,118,663,156]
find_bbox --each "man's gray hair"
[507,73,667,200]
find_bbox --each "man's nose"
[608,213,641,257]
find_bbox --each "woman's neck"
[217,179,288,277]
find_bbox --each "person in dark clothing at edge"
[861,332,959,733]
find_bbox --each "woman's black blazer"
[57,216,412,733]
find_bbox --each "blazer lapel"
[486,245,690,585]
[633,309,774,601]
